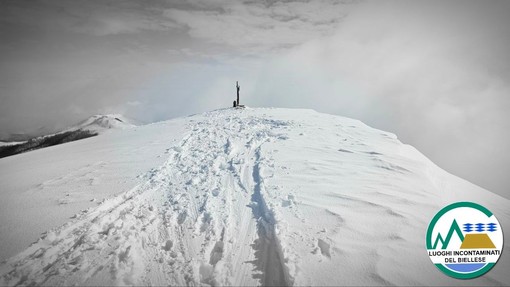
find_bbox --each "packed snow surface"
[0,108,509,286]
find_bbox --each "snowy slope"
[0,118,184,262]
[0,108,508,286]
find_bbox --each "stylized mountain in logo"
[460,234,495,248]
[433,219,464,249]
[433,219,496,249]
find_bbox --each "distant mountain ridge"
[66,114,135,133]
[0,114,135,158]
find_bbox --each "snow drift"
[0,108,508,286]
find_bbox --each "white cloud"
[247,0,510,196]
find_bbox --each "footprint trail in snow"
[0,109,292,286]
[2,108,509,286]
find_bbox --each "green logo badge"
[426,202,503,279]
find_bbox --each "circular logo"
[426,202,503,279]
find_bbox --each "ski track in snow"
[0,110,293,286]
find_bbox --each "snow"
[0,141,26,147]
[0,108,508,286]
[0,119,185,262]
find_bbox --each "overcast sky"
[1,0,509,198]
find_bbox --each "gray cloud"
[1,0,509,198]
[163,0,355,53]
[0,0,179,36]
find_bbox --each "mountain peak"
[70,114,135,133]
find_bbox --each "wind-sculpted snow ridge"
[0,109,294,286]
[0,108,509,286]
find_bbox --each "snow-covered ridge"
[0,114,135,159]
[67,114,135,133]
[0,108,508,286]
[0,141,26,147]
